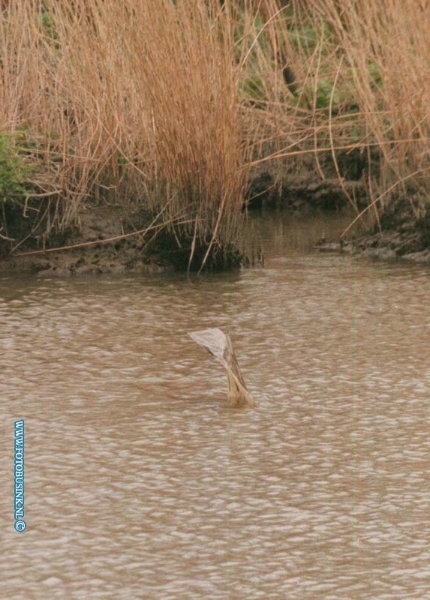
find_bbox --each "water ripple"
[1,214,430,599]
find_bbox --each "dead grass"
[0,0,247,265]
[0,0,429,262]
[244,0,430,217]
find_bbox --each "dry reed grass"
[244,0,430,218]
[0,0,247,265]
[1,0,429,263]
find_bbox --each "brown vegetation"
[0,0,429,268]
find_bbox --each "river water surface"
[1,211,430,599]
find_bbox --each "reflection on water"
[1,211,430,599]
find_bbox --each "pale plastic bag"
[189,328,255,407]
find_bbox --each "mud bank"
[247,170,368,212]
[2,174,429,276]
[313,196,430,263]
[0,205,169,277]
[355,198,430,263]
[248,166,430,264]
[314,232,430,263]
[0,201,243,276]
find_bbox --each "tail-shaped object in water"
[189,328,255,407]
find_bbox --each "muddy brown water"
[1,211,430,599]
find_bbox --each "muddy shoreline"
[0,204,170,277]
[253,169,430,263]
[1,173,429,276]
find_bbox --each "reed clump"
[0,0,429,266]
[0,0,247,267]
[243,0,430,223]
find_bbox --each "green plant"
[289,26,319,52]
[0,135,29,203]
[241,75,267,104]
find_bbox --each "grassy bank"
[1,0,429,268]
